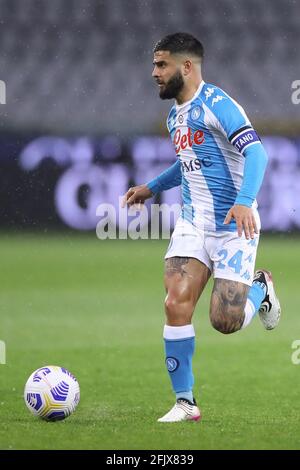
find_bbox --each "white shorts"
[165,217,260,286]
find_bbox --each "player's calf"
[209,279,249,334]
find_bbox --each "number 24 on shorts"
[217,249,244,274]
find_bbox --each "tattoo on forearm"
[210,279,250,333]
[165,257,190,277]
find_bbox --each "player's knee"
[164,293,193,324]
[210,309,243,335]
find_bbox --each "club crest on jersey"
[173,128,205,154]
[190,105,202,121]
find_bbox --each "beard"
[158,70,184,100]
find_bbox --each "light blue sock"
[163,324,195,400]
[175,391,193,402]
[248,282,266,311]
[242,280,267,328]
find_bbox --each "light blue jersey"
[159,81,263,232]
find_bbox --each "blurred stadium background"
[1,0,300,450]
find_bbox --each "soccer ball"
[24,365,80,421]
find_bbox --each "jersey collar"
[175,80,205,109]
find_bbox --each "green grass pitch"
[0,233,300,450]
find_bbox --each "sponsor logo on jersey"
[173,128,205,154]
[181,156,213,173]
[178,114,184,124]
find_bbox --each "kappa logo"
[204,87,215,100]
[212,95,226,107]
[178,114,184,124]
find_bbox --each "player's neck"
[175,78,203,105]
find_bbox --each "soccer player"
[123,32,281,422]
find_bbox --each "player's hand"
[223,205,258,239]
[121,184,154,208]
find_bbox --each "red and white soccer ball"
[24,365,80,421]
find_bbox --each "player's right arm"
[122,159,182,207]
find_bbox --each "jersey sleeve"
[202,84,268,207]
[202,85,261,155]
[146,159,182,194]
[235,143,268,207]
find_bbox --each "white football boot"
[157,398,201,423]
[254,270,281,330]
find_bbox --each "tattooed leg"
[210,279,250,334]
[162,258,210,404]
[165,257,190,278]
[164,257,211,326]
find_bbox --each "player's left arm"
[204,86,268,239]
[122,160,182,208]
[224,142,268,239]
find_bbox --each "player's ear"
[182,59,192,76]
